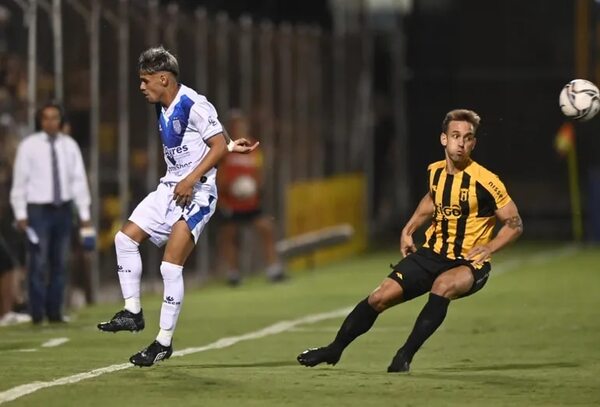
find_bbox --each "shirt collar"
[162,84,185,117]
[43,132,63,142]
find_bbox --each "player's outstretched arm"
[400,192,435,257]
[230,137,259,153]
[466,200,523,263]
[222,130,259,154]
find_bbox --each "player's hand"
[400,233,417,258]
[231,138,259,154]
[15,219,28,233]
[173,178,194,208]
[465,244,492,265]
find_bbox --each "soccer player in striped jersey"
[97,46,258,367]
[298,109,523,372]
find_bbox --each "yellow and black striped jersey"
[422,159,511,260]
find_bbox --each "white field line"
[41,338,70,348]
[0,245,580,404]
[0,307,351,404]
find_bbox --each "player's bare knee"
[430,278,455,298]
[368,289,393,312]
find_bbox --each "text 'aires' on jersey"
[155,84,224,194]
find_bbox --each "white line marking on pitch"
[0,307,352,404]
[0,245,580,404]
[41,338,70,348]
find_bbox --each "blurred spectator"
[10,101,93,324]
[0,235,29,326]
[0,6,10,53]
[216,110,285,286]
[0,123,29,326]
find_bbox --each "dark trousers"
[27,202,72,322]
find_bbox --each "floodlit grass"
[1,242,599,406]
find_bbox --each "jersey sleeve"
[190,101,224,141]
[480,172,511,209]
[427,167,433,197]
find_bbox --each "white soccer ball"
[559,79,600,121]
[230,175,257,199]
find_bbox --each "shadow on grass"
[437,361,580,372]
[168,360,297,369]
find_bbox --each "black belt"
[28,201,72,209]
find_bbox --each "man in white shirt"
[10,101,92,324]
[97,46,258,367]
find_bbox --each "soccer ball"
[230,175,257,199]
[559,79,600,121]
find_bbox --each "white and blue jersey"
[158,84,223,195]
[129,84,223,246]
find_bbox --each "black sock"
[331,298,380,352]
[401,293,450,361]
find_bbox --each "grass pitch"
[1,243,599,406]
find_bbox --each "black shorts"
[387,247,491,301]
[0,221,21,274]
[218,208,263,223]
[0,238,15,274]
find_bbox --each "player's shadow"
[436,361,580,372]
[170,360,297,369]
[400,361,580,387]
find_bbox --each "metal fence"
[1,0,407,298]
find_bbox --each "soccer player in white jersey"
[98,46,258,367]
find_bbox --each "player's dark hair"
[138,46,179,77]
[442,109,481,135]
[36,100,66,130]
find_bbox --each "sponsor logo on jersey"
[487,180,505,200]
[163,144,190,165]
[436,203,462,219]
[167,161,193,171]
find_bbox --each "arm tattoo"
[505,215,523,231]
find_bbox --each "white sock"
[156,328,173,347]
[159,261,184,335]
[124,298,141,314]
[114,231,142,313]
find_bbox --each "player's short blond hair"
[442,109,481,135]
[138,46,179,77]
